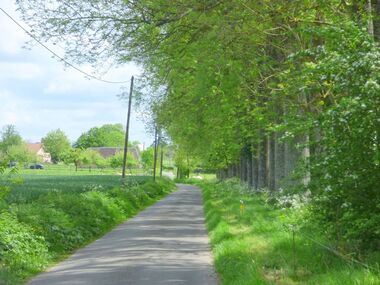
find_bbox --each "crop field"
[7,174,148,204]
[18,163,145,176]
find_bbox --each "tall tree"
[0,125,22,153]
[75,124,125,148]
[42,129,71,163]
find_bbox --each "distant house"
[89,147,122,159]
[89,147,141,162]
[26,143,52,163]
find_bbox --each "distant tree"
[42,129,71,163]
[0,125,24,201]
[109,151,138,169]
[80,149,106,171]
[0,125,22,153]
[94,154,108,169]
[141,147,154,172]
[0,160,11,201]
[7,144,36,166]
[75,124,125,148]
[62,148,83,171]
[0,125,34,166]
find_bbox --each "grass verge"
[200,180,380,285]
[0,176,176,285]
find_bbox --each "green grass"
[0,172,176,285]
[200,180,380,285]
[6,174,148,204]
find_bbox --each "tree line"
[0,124,145,171]
[15,0,380,250]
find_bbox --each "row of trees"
[43,124,129,163]
[16,1,380,249]
[0,124,143,171]
[62,148,138,171]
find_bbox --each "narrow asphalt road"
[28,184,218,285]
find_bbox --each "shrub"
[11,203,79,253]
[0,212,49,282]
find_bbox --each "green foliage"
[0,125,22,154]
[276,23,380,249]
[80,149,106,169]
[7,175,128,203]
[0,159,20,206]
[74,124,125,149]
[0,175,175,284]
[62,148,83,170]
[200,180,380,285]
[0,212,49,283]
[6,144,36,165]
[109,151,138,169]
[15,0,380,253]
[141,147,154,171]
[0,125,32,166]
[41,129,71,163]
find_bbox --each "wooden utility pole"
[153,127,158,181]
[122,76,134,179]
[159,131,164,177]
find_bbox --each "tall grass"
[200,180,380,285]
[0,175,175,285]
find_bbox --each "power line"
[0,7,132,85]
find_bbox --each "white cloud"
[0,62,43,80]
[0,90,32,125]
[43,82,74,94]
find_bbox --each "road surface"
[28,184,217,285]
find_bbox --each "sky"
[0,0,152,146]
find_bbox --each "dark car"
[8,161,17,168]
[30,163,44,169]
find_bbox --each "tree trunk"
[284,139,300,187]
[257,136,267,189]
[247,147,253,187]
[274,132,285,190]
[267,134,276,191]
[284,134,310,188]
[371,0,380,41]
[241,146,249,182]
[302,134,311,186]
[252,145,259,190]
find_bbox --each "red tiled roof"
[26,143,43,154]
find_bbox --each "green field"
[7,174,147,204]
[0,170,175,284]
[18,163,145,176]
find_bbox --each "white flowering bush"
[282,23,380,250]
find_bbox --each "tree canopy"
[0,125,22,154]
[74,124,125,149]
[42,129,71,163]
[0,125,35,165]
[16,0,380,250]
